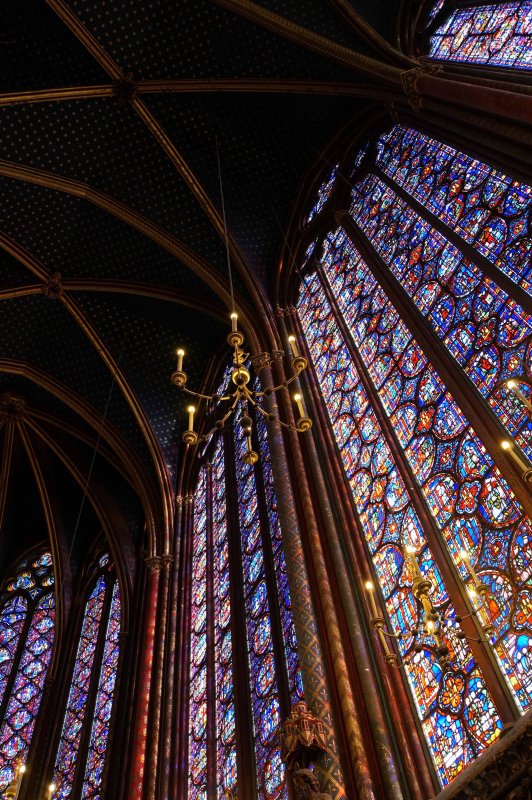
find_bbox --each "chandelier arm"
[182,386,218,401]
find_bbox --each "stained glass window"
[52,555,121,799]
[296,120,532,785]
[0,552,55,791]
[297,269,501,785]
[307,164,338,223]
[426,1,532,70]
[188,408,303,799]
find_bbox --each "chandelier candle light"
[171,313,312,463]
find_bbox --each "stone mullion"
[292,306,437,800]
[223,425,257,800]
[338,218,519,723]
[372,162,532,320]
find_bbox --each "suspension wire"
[68,336,127,563]
[215,137,236,315]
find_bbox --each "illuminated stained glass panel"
[53,577,107,800]
[0,598,27,710]
[212,441,237,800]
[319,228,532,714]
[0,594,55,788]
[307,165,338,223]
[297,268,501,785]
[428,2,532,69]
[80,580,122,799]
[234,421,287,800]
[376,125,532,295]
[350,171,532,461]
[256,411,304,703]
[189,468,209,800]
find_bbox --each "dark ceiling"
[1,0,399,567]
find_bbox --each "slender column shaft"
[160,499,183,798]
[127,559,161,800]
[147,556,171,799]
[260,358,354,800]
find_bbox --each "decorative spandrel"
[427,1,532,69]
[296,269,502,785]
[319,229,532,714]
[350,170,532,462]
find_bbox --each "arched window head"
[296,124,532,786]
[423,1,532,70]
[52,554,121,800]
[0,551,55,790]
[188,393,304,800]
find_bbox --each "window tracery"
[295,123,532,785]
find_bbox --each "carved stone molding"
[434,711,532,800]
[250,352,274,372]
[42,271,63,300]
[0,392,26,423]
[292,768,332,800]
[401,63,442,111]
[112,72,137,106]
[145,556,163,575]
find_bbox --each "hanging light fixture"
[171,318,311,464]
[171,140,312,463]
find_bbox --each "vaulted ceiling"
[0,0,405,569]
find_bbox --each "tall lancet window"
[295,127,531,786]
[52,554,121,799]
[422,1,532,69]
[187,411,304,800]
[0,551,55,790]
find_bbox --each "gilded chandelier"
[171,313,311,464]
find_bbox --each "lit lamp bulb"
[501,439,529,472]
[230,312,238,333]
[365,580,378,618]
[187,405,195,432]
[507,379,532,413]
[293,393,305,419]
[288,335,299,358]
[176,348,184,372]
[48,784,56,800]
